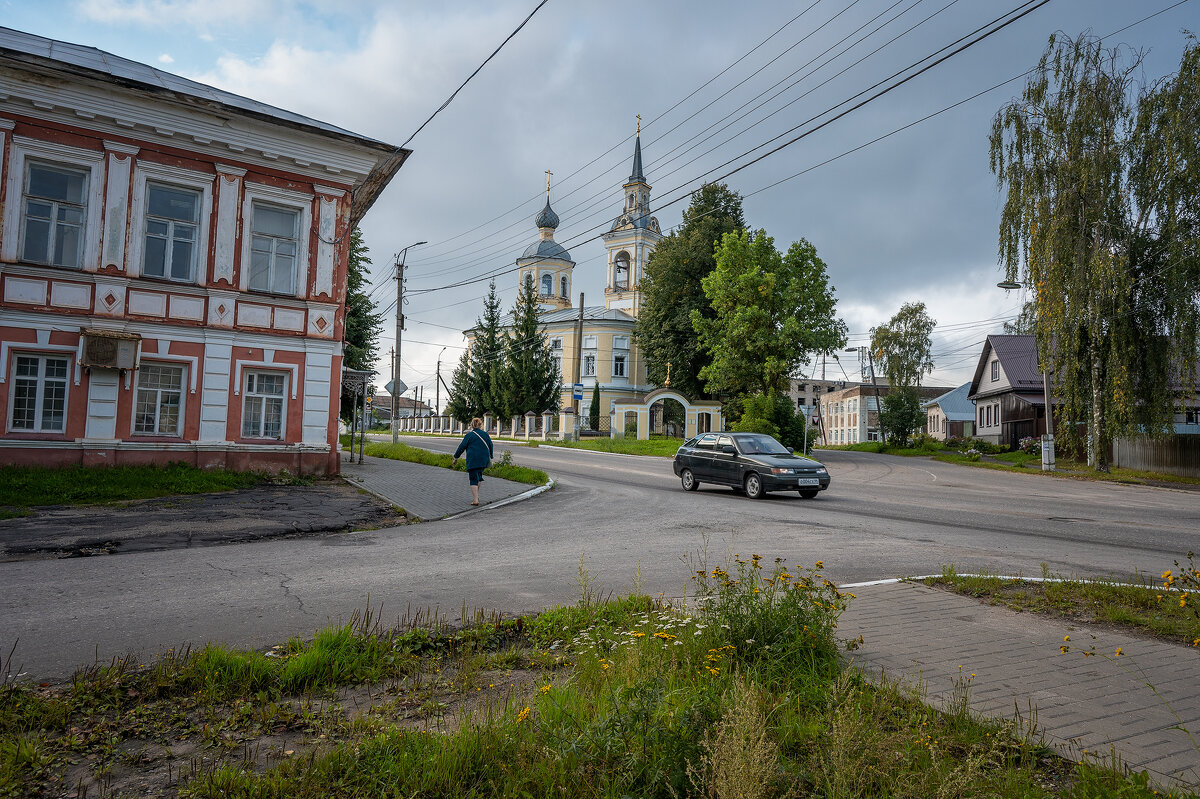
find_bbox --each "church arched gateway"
[610,387,723,441]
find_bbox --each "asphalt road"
[3,440,1197,679]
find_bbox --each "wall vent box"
[81,330,141,369]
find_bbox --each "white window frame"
[991,360,1000,381]
[128,161,214,284]
[132,362,187,436]
[2,137,105,270]
[7,352,71,433]
[540,272,553,297]
[239,182,312,299]
[240,369,289,440]
[582,352,596,378]
[611,335,629,380]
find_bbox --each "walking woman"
[452,417,494,506]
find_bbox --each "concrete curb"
[339,475,421,522]
[839,574,1170,589]
[442,478,556,521]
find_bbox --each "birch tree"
[990,33,1200,471]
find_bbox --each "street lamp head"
[997,280,1022,290]
[844,347,857,354]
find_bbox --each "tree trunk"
[1090,347,1109,472]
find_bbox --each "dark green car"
[672,432,830,499]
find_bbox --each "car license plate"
[796,478,820,487]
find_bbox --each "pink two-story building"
[0,27,407,475]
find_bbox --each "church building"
[467,127,662,427]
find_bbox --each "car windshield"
[736,434,790,455]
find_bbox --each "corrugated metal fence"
[1112,436,1200,477]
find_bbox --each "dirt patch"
[0,480,408,562]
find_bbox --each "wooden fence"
[1111,436,1200,477]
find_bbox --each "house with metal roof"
[922,382,975,441]
[967,335,1050,448]
[0,26,408,474]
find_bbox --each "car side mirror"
[722,445,737,454]
[788,447,795,454]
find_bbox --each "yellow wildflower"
[1115,648,1123,657]
[517,707,530,723]
[540,685,551,694]
[1060,645,1069,654]
[815,561,825,569]
[1063,635,1070,642]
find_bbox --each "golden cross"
[545,170,553,195]
[636,114,641,136]
[665,361,671,388]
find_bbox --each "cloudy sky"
[5,0,1196,399]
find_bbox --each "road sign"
[385,379,407,396]
[572,382,584,400]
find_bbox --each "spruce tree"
[499,275,561,418]
[444,351,475,423]
[589,381,601,430]
[341,228,383,420]
[445,280,507,421]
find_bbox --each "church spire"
[628,115,645,184]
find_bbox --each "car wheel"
[744,473,764,499]
[680,468,699,491]
[798,489,819,499]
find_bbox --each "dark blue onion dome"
[535,198,559,229]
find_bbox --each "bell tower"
[603,117,662,316]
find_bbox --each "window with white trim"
[583,353,596,377]
[242,371,287,439]
[9,353,69,432]
[991,360,1000,381]
[21,161,87,268]
[134,363,185,436]
[612,335,629,379]
[143,183,200,282]
[550,337,562,380]
[249,203,299,295]
[540,272,553,296]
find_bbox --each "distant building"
[967,335,1051,448]
[0,27,407,474]
[922,383,975,441]
[819,382,951,445]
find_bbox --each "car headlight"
[771,468,793,474]
[815,467,827,474]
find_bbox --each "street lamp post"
[434,345,447,419]
[998,280,1055,471]
[393,240,427,444]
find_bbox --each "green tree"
[870,302,936,389]
[635,184,745,400]
[589,381,601,430]
[990,33,1200,471]
[498,275,561,419]
[341,228,383,420]
[879,389,924,445]
[446,281,507,422]
[730,392,809,451]
[693,230,846,397]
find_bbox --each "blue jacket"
[454,428,494,470]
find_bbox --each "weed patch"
[0,463,265,508]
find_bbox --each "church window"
[614,251,630,290]
[560,275,568,298]
[612,336,629,379]
[613,354,626,378]
[583,353,596,377]
[540,273,553,296]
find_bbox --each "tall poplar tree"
[635,184,745,400]
[498,275,561,418]
[870,302,936,389]
[991,33,1200,470]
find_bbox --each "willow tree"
[990,33,1200,471]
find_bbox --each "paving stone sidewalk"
[340,454,534,520]
[842,581,1200,789]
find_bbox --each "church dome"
[521,238,572,262]
[534,199,559,230]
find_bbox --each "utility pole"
[435,346,447,418]
[392,241,426,443]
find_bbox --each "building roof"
[0,27,408,224]
[628,132,646,184]
[520,238,573,263]
[968,334,1043,399]
[534,197,560,230]
[0,26,393,146]
[922,382,975,421]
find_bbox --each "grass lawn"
[0,463,266,518]
[344,437,549,486]
[3,554,1182,797]
[536,436,685,457]
[925,563,1200,647]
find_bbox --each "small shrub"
[1018,436,1040,455]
